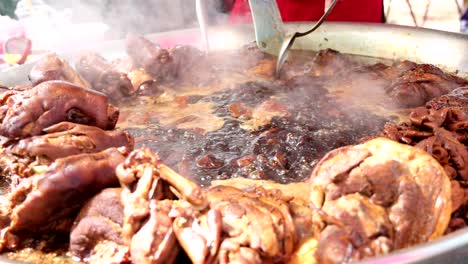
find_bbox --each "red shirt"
[229,0,383,23]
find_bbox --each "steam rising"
[14,0,234,52]
[50,0,231,38]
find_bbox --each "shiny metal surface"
[0,22,467,263]
[249,0,286,55]
[195,0,210,52]
[275,0,338,77]
[361,228,468,264]
[2,22,467,87]
[289,22,468,77]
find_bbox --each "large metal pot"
[0,22,467,264]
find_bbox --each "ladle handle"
[196,0,210,53]
[276,0,339,77]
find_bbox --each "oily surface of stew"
[117,53,394,187]
[114,44,467,188]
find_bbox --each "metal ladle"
[249,0,339,77]
[196,0,210,53]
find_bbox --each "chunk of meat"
[130,199,186,264]
[212,178,322,264]
[126,34,178,82]
[76,53,135,101]
[29,53,90,88]
[382,87,468,231]
[428,86,468,112]
[382,87,467,184]
[315,199,393,263]
[0,122,133,179]
[76,53,115,85]
[0,145,41,178]
[307,49,359,77]
[115,148,306,264]
[415,129,468,181]
[348,60,417,83]
[314,226,349,264]
[203,185,297,264]
[78,53,163,97]
[175,185,298,264]
[246,59,276,77]
[309,138,452,263]
[170,45,204,74]
[127,68,162,96]
[95,143,451,264]
[381,60,418,80]
[385,64,468,107]
[116,148,201,264]
[125,34,205,83]
[70,188,129,263]
[0,81,119,138]
[0,147,128,251]
[10,122,134,160]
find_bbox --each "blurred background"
[384,0,467,32]
[0,0,467,70]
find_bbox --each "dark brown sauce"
[121,79,387,187]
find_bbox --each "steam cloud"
[40,0,231,38]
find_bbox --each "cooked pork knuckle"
[310,138,452,263]
[126,34,178,82]
[385,64,468,107]
[76,53,135,101]
[70,188,128,263]
[11,122,134,160]
[0,81,119,138]
[29,53,90,88]
[0,147,128,250]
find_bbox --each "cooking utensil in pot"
[248,1,337,53]
[275,0,338,77]
[1,22,468,263]
[248,0,286,56]
[249,0,338,77]
[196,0,210,53]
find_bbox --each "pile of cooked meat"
[0,34,466,264]
[383,87,468,233]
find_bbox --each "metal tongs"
[249,0,339,77]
